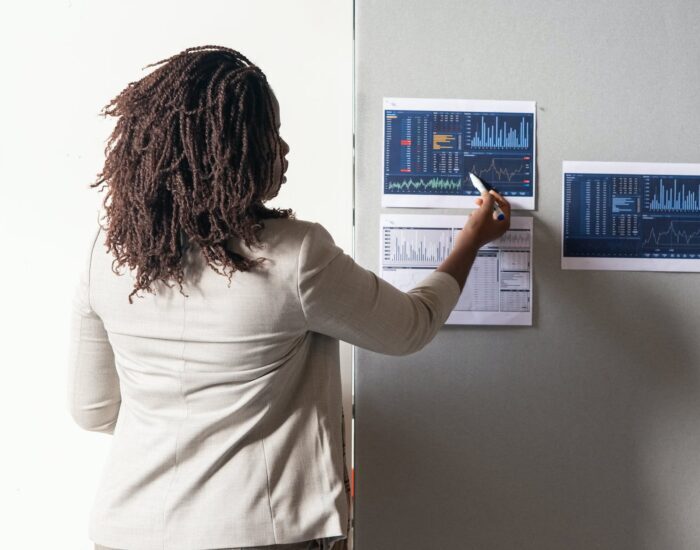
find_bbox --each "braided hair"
[91,45,292,303]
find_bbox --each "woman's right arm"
[297,191,511,356]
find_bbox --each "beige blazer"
[67,218,461,550]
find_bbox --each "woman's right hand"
[455,190,511,252]
[437,190,511,290]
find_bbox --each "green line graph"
[386,177,464,194]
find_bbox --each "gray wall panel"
[353,1,700,548]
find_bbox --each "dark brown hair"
[91,45,292,303]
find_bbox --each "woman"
[67,45,510,550]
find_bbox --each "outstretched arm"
[297,192,511,355]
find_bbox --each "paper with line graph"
[380,214,533,325]
[562,161,700,272]
[382,97,536,210]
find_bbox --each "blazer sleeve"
[66,227,121,434]
[297,223,461,356]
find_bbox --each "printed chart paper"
[562,161,700,272]
[382,97,536,210]
[380,214,534,325]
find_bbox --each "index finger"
[480,191,494,209]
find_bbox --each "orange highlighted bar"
[433,133,456,150]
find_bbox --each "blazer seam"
[296,223,316,331]
[260,433,279,543]
[312,370,336,514]
[161,288,189,549]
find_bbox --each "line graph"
[642,220,700,248]
[468,157,532,185]
[385,176,465,195]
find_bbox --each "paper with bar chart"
[380,215,533,325]
[562,161,700,272]
[382,97,536,210]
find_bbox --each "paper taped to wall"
[562,161,700,272]
[380,214,534,325]
[382,98,536,210]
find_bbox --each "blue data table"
[564,172,700,259]
[384,110,534,197]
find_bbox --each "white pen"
[468,172,506,221]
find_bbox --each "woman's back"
[76,218,351,550]
[71,215,461,550]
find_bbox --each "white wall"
[0,1,353,547]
